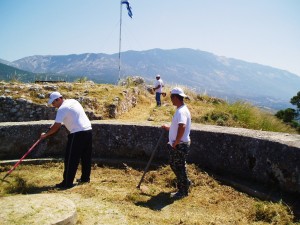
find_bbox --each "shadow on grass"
[24,185,57,194]
[135,192,175,211]
[1,176,57,195]
[4,184,56,195]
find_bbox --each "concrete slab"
[0,193,76,225]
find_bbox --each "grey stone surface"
[0,194,76,225]
[0,96,56,122]
[189,124,300,194]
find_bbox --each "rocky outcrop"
[0,81,143,121]
[107,89,138,118]
[0,96,56,122]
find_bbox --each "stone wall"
[0,96,57,122]
[1,121,300,194]
[0,88,138,122]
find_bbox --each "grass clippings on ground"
[0,162,297,225]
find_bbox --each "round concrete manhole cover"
[0,193,76,225]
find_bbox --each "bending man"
[41,91,93,189]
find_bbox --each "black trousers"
[63,130,92,185]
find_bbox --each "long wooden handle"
[137,129,165,188]
[2,138,42,180]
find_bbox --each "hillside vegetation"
[0,62,35,82]
[0,62,71,83]
[0,78,297,134]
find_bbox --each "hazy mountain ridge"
[0,59,13,65]
[1,48,300,110]
[0,62,36,81]
[118,49,300,108]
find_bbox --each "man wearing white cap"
[162,87,191,199]
[153,74,164,106]
[40,91,93,189]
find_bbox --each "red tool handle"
[2,138,42,180]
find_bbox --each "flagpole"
[118,0,123,84]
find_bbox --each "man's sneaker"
[76,178,90,184]
[55,182,74,189]
[170,191,188,199]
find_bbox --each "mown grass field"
[0,162,298,225]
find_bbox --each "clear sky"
[0,0,300,76]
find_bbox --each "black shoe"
[55,182,74,189]
[76,178,90,184]
[170,191,188,199]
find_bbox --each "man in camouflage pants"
[162,87,191,199]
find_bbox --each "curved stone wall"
[0,121,300,194]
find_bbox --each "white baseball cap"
[156,74,160,78]
[171,87,187,97]
[48,91,62,104]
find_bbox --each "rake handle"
[2,138,42,180]
[137,129,165,188]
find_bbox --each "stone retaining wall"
[0,96,57,122]
[0,121,300,194]
[0,88,138,122]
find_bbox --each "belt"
[179,142,190,145]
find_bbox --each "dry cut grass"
[0,162,297,225]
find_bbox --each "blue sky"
[0,0,300,76]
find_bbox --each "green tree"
[275,108,297,123]
[275,91,300,133]
[290,91,300,113]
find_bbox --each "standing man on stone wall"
[153,74,164,106]
[40,91,93,189]
[162,87,192,199]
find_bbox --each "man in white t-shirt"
[162,87,191,199]
[153,74,164,106]
[41,92,92,189]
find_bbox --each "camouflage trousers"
[167,142,191,194]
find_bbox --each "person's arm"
[161,124,170,131]
[172,123,185,148]
[40,122,62,139]
[153,84,161,91]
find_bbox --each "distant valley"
[1,48,300,110]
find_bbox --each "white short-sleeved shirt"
[55,99,92,134]
[154,79,164,93]
[169,104,191,144]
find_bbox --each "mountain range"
[1,48,300,110]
